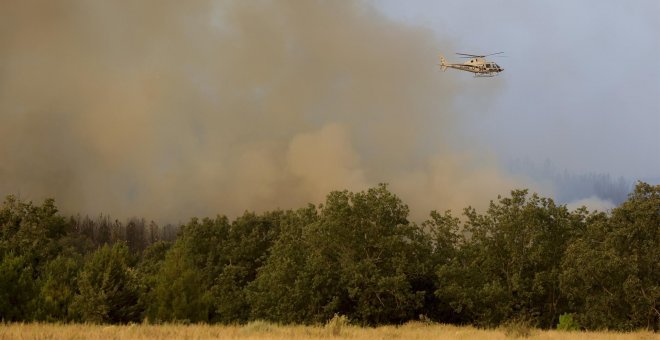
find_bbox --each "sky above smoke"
[2,1,655,222]
[377,0,660,181]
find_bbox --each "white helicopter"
[439,52,504,77]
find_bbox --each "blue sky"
[374,0,660,180]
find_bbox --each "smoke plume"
[0,1,527,221]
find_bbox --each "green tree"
[435,190,584,328]
[248,184,432,325]
[146,243,211,323]
[561,182,659,330]
[0,195,68,268]
[33,254,82,321]
[210,210,284,323]
[0,195,70,321]
[144,216,230,323]
[422,210,466,323]
[0,253,35,321]
[246,205,320,323]
[70,243,141,323]
[145,210,287,323]
[135,240,171,320]
[318,185,430,324]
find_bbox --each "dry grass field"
[0,321,657,340]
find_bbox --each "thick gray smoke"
[0,1,529,221]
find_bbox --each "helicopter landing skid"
[474,73,497,78]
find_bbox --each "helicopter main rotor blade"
[456,52,482,57]
[456,52,505,58]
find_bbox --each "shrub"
[326,313,349,336]
[557,313,580,331]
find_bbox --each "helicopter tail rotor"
[438,55,448,71]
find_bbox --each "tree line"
[0,182,657,330]
[507,158,632,205]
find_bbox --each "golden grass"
[0,321,657,340]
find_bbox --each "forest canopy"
[0,182,658,331]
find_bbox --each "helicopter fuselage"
[440,55,503,77]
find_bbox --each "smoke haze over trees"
[0,0,561,223]
[1,1,651,223]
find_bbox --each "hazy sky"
[376,0,660,180]
[1,1,657,221]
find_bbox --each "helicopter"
[439,52,504,77]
